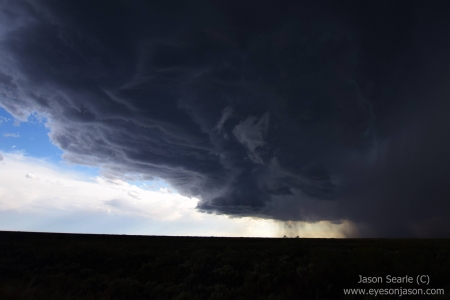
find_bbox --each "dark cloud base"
[1,0,450,237]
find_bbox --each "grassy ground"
[0,231,449,299]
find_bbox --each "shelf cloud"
[1,0,450,237]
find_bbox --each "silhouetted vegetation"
[0,231,449,299]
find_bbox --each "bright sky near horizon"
[0,107,350,237]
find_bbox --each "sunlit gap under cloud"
[0,150,351,238]
[1,151,355,238]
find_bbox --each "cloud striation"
[1,0,450,237]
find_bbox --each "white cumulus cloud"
[25,172,38,179]
[0,152,350,237]
[0,152,311,236]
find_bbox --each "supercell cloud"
[1,0,450,237]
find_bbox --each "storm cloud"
[1,0,450,237]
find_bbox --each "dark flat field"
[0,231,449,300]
